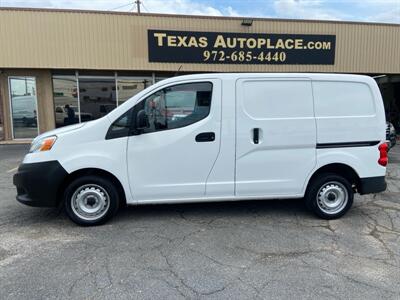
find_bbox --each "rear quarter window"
[313,81,375,117]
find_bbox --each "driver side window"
[135,82,213,134]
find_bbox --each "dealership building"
[0,7,399,142]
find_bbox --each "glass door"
[9,77,39,139]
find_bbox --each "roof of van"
[159,73,375,84]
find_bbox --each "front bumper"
[359,176,387,195]
[13,161,68,207]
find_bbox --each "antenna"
[175,65,183,76]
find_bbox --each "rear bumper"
[13,161,68,207]
[359,176,387,195]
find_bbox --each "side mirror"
[136,109,149,131]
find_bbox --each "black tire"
[64,175,119,226]
[305,173,354,220]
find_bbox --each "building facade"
[0,7,399,141]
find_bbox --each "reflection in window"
[9,77,38,139]
[135,82,212,133]
[52,73,160,128]
[0,100,3,141]
[117,77,152,104]
[155,74,173,83]
[79,77,117,121]
[53,76,80,128]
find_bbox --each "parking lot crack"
[200,284,227,296]
[236,245,328,260]
[188,248,248,270]
[158,248,200,297]
[368,225,397,260]
[300,259,398,295]
[360,211,399,260]
[68,271,91,297]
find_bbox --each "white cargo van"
[14,73,388,226]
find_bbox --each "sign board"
[148,30,336,65]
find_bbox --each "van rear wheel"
[305,173,353,219]
[64,175,119,226]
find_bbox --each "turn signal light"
[40,137,57,151]
[378,142,388,166]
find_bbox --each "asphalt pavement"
[0,144,399,299]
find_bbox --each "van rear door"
[235,78,316,197]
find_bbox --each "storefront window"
[53,76,79,128]
[0,98,4,141]
[155,75,172,83]
[117,77,152,104]
[78,77,116,121]
[9,77,38,139]
[52,72,157,128]
[0,120,3,141]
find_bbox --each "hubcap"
[71,184,110,221]
[316,181,348,214]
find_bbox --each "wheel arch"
[306,163,361,194]
[57,168,127,207]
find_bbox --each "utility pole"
[135,0,141,14]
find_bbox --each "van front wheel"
[305,173,353,219]
[64,175,119,226]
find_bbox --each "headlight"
[29,136,57,153]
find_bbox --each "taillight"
[378,142,388,166]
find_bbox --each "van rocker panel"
[13,161,68,207]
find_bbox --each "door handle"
[195,132,215,142]
[253,128,259,144]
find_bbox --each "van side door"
[127,80,222,202]
[235,78,316,197]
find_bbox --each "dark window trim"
[105,108,134,140]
